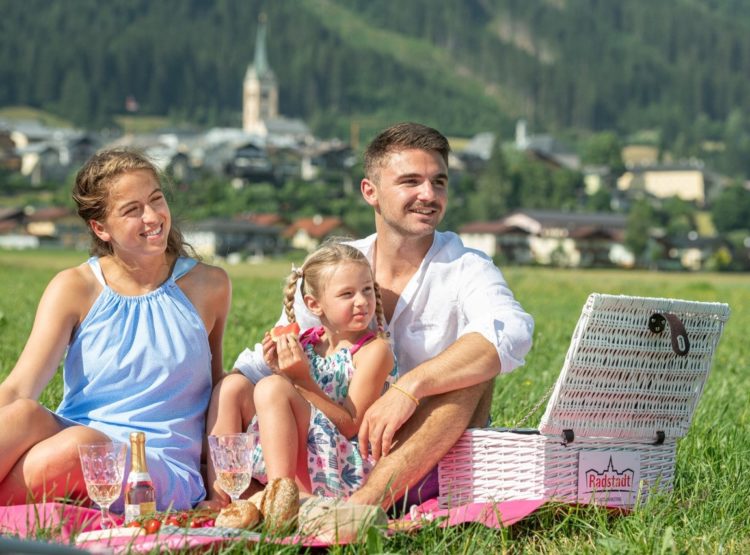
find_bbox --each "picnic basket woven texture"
[438,293,730,508]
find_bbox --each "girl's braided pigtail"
[283,267,303,324]
[373,281,388,340]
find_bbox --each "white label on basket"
[577,451,641,508]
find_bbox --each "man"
[216,122,534,508]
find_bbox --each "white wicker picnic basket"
[437,293,730,509]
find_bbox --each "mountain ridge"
[2,0,749,144]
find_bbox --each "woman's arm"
[291,338,394,439]
[201,266,232,386]
[0,267,90,407]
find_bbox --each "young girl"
[0,148,230,510]
[250,241,396,499]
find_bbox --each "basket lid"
[538,293,730,440]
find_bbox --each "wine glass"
[208,433,254,503]
[78,441,127,529]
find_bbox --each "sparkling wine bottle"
[124,431,157,523]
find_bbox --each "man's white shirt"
[233,231,534,383]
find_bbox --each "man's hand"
[358,386,418,461]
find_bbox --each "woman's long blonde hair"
[284,240,387,339]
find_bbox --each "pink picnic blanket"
[0,499,545,552]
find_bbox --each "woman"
[0,148,230,510]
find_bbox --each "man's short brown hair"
[364,122,450,181]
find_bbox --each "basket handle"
[648,312,690,356]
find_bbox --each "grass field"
[0,249,748,553]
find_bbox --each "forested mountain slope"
[2,0,749,140]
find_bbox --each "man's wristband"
[390,383,419,406]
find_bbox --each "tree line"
[3,0,750,171]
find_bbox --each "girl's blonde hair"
[73,147,191,257]
[284,240,387,339]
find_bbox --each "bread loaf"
[298,497,387,543]
[215,500,261,529]
[260,477,299,533]
[247,489,265,509]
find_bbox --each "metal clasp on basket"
[653,430,665,445]
[648,312,690,356]
[561,429,574,445]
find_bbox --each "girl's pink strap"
[350,331,376,355]
[299,326,325,348]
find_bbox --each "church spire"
[243,12,279,133]
[253,13,271,78]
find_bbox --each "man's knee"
[425,379,491,422]
[469,379,494,428]
[395,379,493,453]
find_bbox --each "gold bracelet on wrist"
[390,383,419,406]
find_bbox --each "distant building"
[621,144,659,167]
[224,141,274,183]
[514,119,580,170]
[0,205,86,249]
[0,127,21,171]
[284,215,351,252]
[460,209,633,268]
[243,14,278,135]
[242,15,310,145]
[184,218,283,259]
[656,234,728,271]
[617,163,712,205]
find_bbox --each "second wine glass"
[208,433,254,503]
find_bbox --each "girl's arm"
[0,267,89,407]
[291,338,394,439]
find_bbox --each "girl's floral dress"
[248,326,397,498]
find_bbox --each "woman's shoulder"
[50,261,100,295]
[177,260,231,317]
[39,261,101,317]
[193,259,229,278]
[181,260,230,290]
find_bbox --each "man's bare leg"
[349,379,493,509]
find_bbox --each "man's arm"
[359,332,498,460]
[360,256,533,460]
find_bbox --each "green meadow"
[0,249,748,553]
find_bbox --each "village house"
[224,141,275,183]
[183,217,283,259]
[656,233,729,271]
[515,119,581,171]
[284,215,351,253]
[0,127,21,172]
[617,162,717,206]
[0,205,86,249]
[460,209,633,268]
